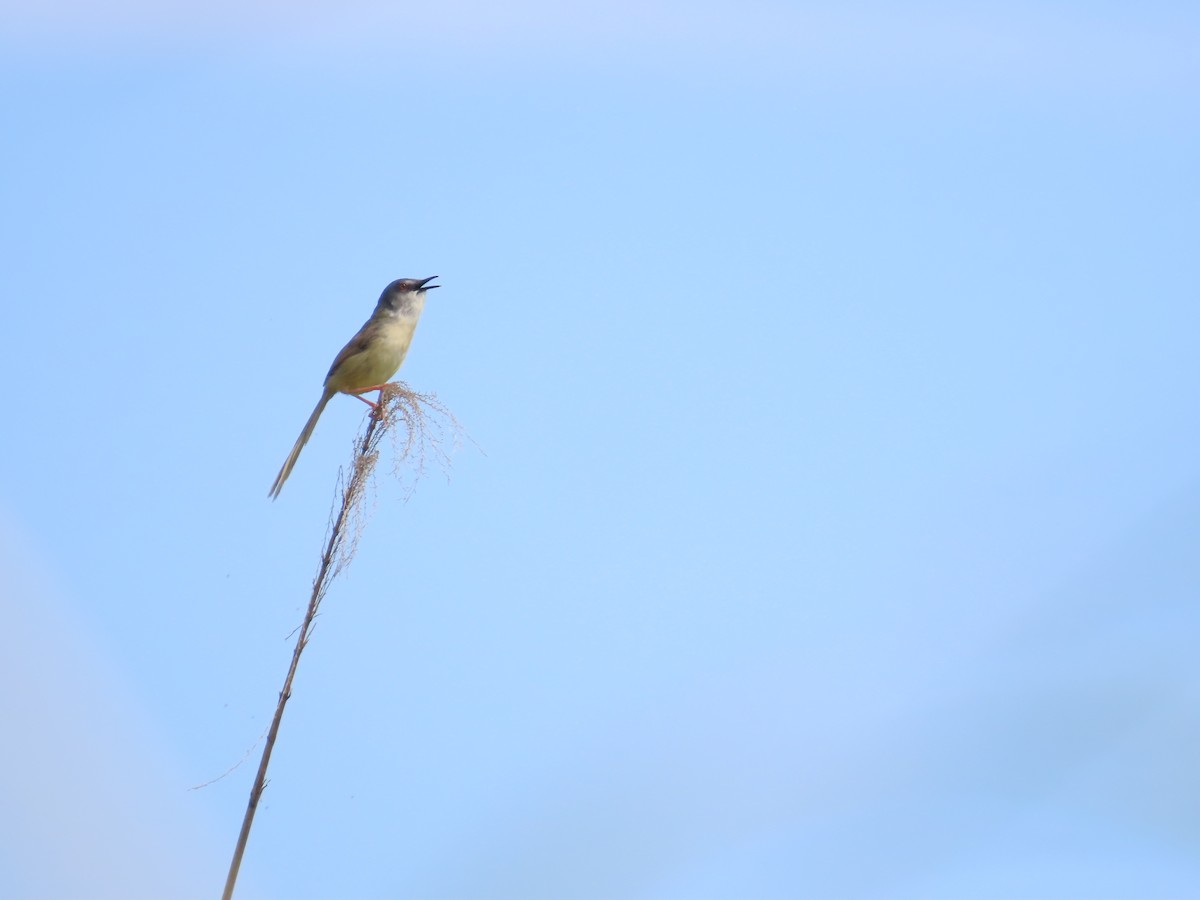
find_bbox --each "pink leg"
[346,383,391,414]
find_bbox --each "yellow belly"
[327,320,417,393]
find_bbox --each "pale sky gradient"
[2,2,1198,898]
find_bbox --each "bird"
[269,276,439,499]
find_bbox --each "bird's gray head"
[378,276,439,313]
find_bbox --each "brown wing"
[324,320,376,383]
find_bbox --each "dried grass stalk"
[221,382,461,900]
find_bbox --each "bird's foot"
[349,383,393,417]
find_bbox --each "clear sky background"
[1,2,1198,898]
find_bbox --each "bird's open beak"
[420,275,440,290]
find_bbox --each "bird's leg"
[348,384,391,418]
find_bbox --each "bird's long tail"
[269,388,335,499]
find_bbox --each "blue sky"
[2,2,1198,898]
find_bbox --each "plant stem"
[221,412,383,900]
